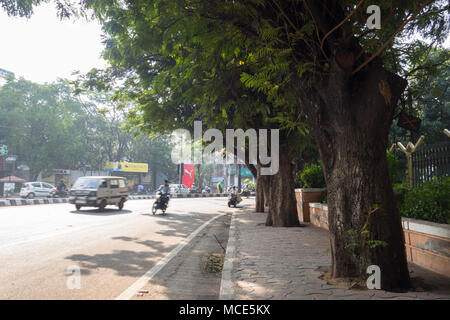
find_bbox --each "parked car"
[69,176,128,211]
[169,184,190,194]
[20,182,57,199]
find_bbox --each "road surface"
[0,197,243,299]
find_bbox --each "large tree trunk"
[265,145,300,227]
[262,175,270,208]
[255,164,265,212]
[299,61,410,290]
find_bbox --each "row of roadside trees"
[0,78,176,185]
[2,0,448,290]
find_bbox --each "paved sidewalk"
[133,214,231,300]
[221,208,450,300]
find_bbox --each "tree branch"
[320,0,365,50]
[302,0,329,60]
[352,0,433,75]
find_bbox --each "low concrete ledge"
[295,188,326,223]
[402,217,450,239]
[309,202,328,211]
[295,188,326,193]
[307,202,450,277]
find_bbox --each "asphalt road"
[0,197,244,299]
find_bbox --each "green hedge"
[398,177,450,224]
[295,162,325,189]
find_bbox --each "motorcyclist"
[157,180,170,204]
[229,186,242,203]
[241,183,250,198]
[57,179,67,197]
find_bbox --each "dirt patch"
[316,266,368,290]
[202,253,224,273]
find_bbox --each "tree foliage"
[0,78,175,180]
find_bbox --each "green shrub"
[294,171,303,188]
[295,162,326,189]
[399,177,450,224]
[243,178,255,191]
[387,150,403,184]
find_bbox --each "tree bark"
[255,163,265,212]
[265,145,300,227]
[262,175,270,208]
[299,61,410,290]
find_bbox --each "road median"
[0,193,252,207]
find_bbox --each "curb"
[0,193,254,207]
[0,198,69,207]
[219,212,237,300]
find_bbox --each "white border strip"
[115,213,225,300]
[219,213,237,300]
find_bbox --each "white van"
[69,176,128,211]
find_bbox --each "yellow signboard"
[104,161,148,173]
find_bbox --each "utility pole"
[179,163,183,184]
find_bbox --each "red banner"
[182,164,195,189]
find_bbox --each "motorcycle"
[202,186,211,193]
[152,191,169,215]
[52,188,68,198]
[240,189,250,198]
[228,193,238,208]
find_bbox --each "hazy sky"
[0,4,448,85]
[0,3,107,84]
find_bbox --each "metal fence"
[412,142,450,187]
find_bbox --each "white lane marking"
[116,213,224,300]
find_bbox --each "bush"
[243,178,255,191]
[387,150,403,184]
[399,177,450,224]
[295,162,326,189]
[294,171,303,188]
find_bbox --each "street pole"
[179,163,183,184]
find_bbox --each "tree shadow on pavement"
[65,238,175,278]
[64,211,218,279]
[155,212,216,238]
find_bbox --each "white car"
[169,184,190,194]
[20,182,57,199]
